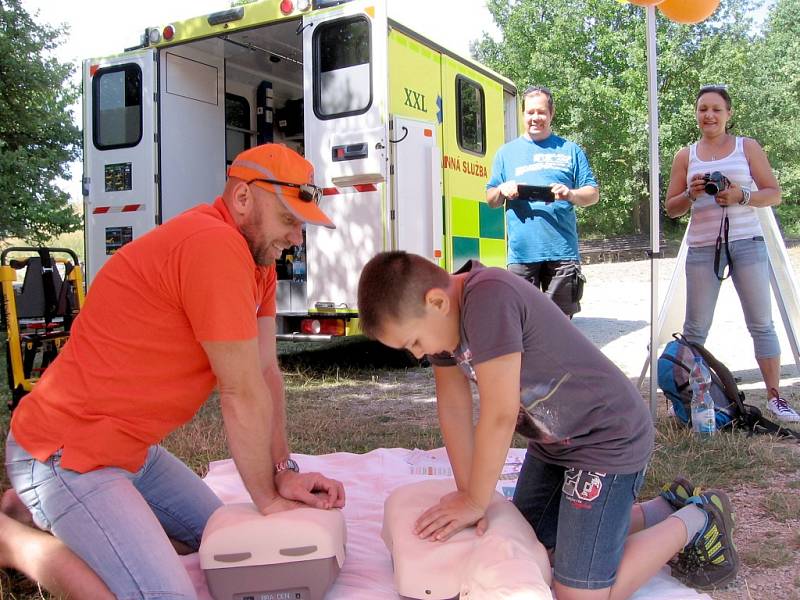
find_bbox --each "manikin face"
[523,93,554,141]
[695,92,731,137]
[240,184,304,266]
[376,292,460,360]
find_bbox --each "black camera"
[703,171,730,196]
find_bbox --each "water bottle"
[689,358,716,437]
[293,247,306,282]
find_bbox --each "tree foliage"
[740,0,800,234]
[472,0,774,237]
[0,0,81,244]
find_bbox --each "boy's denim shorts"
[513,451,646,590]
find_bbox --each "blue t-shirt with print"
[487,134,597,264]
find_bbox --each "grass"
[0,337,799,599]
[642,417,800,499]
[740,537,796,569]
[761,490,800,523]
[792,530,800,551]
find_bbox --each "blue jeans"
[512,452,646,590]
[684,237,779,358]
[5,432,222,599]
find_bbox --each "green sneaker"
[672,489,739,590]
[659,476,699,510]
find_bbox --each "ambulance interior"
[226,20,305,284]
[217,20,306,160]
[159,14,372,300]
[159,18,307,287]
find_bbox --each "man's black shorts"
[508,260,585,317]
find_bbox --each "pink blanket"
[183,447,711,600]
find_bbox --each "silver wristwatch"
[274,458,299,475]
[739,188,751,206]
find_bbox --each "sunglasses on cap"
[249,178,322,204]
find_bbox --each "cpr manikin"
[382,479,552,600]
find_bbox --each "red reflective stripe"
[89,64,99,77]
[92,205,143,214]
[321,185,377,196]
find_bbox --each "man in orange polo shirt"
[4,144,345,598]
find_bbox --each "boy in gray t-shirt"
[358,251,739,598]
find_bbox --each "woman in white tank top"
[664,85,798,423]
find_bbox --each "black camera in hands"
[703,171,731,196]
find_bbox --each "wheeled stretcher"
[0,247,84,409]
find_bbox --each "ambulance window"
[93,64,142,150]
[225,93,252,165]
[456,76,486,156]
[313,16,371,119]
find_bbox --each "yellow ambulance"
[83,0,517,339]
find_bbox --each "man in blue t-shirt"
[486,86,599,317]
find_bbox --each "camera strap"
[714,208,732,281]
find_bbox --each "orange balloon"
[657,0,721,24]
[628,0,665,6]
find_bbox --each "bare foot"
[0,510,33,568]
[1,489,35,527]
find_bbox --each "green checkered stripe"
[449,196,506,271]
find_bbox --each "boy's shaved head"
[357,251,450,339]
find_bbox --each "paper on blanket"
[184,448,711,600]
[406,447,525,494]
[406,448,453,476]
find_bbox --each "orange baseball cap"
[227,144,335,229]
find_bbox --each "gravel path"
[574,251,800,397]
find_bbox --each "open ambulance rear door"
[83,50,157,283]
[302,0,388,310]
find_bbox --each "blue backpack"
[657,334,738,429]
[657,333,800,440]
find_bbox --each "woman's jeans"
[684,236,779,359]
[6,432,222,599]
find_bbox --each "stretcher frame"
[1,247,84,409]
